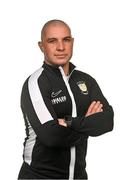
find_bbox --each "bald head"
[41,19,71,41]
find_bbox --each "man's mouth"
[55,54,67,58]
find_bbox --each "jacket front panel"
[41,62,89,179]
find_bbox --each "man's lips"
[55,54,67,58]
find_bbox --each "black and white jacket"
[18,62,114,179]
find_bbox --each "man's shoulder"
[22,66,47,88]
[24,66,46,82]
[74,69,95,81]
[21,66,51,97]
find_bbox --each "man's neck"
[44,60,70,76]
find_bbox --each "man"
[18,19,114,179]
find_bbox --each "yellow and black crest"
[77,81,88,95]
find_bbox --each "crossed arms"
[58,101,104,127]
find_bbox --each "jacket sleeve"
[70,77,114,136]
[21,76,85,148]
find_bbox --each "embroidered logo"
[77,81,88,95]
[51,90,62,98]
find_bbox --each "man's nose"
[56,41,65,51]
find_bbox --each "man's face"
[39,23,74,67]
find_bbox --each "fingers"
[86,101,96,114]
[95,102,103,113]
[92,101,103,113]
[85,101,103,117]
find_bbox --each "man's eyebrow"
[63,36,72,39]
[47,37,57,40]
[47,36,72,40]
[46,37,57,42]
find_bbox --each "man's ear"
[38,41,44,52]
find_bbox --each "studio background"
[0,0,120,179]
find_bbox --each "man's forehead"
[46,23,70,32]
[41,22,71,40]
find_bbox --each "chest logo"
[77,81,88,95]
[51,90,62,98]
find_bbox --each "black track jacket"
[18,62,114,180]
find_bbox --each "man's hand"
[85,101,103,117]
[58,119,67,127]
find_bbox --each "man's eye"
[64,38,71,42]
[48,39,56,43]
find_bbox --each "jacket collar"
[42,61,76,77]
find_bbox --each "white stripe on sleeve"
[28,67,53,124]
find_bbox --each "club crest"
[77,81,88,95]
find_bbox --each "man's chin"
[54,59,70,66]
[44,59,70,67]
